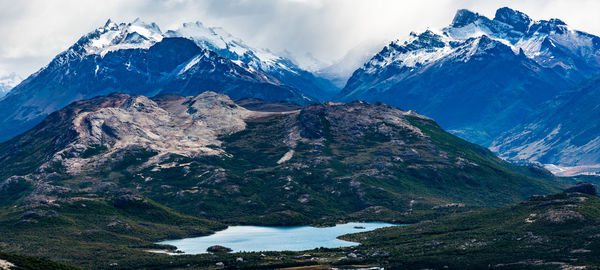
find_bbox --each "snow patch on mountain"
[178,53,206,75]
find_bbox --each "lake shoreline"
[154,222,404,255]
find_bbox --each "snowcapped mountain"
[165,22,339,99]
[78,18,163,57]
[445,8,600,81]
[0,73,22,98]
[0,18,330,142]
[338,7,600,146]
[165,22,286,73]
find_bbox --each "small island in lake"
[207,245,233,253]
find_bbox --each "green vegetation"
[0,198,223,269]
[340,192,600,269]
[0,101,575,269]
[402,115,560,206]
[3,191,595,270]
[114,109,560,227]
[0,252,80,270]
[0,177,32,207]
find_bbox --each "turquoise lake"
[157,222,399,254]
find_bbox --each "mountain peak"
[79,18,163,56]
[548,18,567,26]
[166,21,288,72]
[129,17,161,33]
[494,7,532,32]
[451,9,482,28]
[103,18,117,29]
[166,21,228,50]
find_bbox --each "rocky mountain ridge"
[0,92,558,219]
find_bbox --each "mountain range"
[3,8,600,172]
[2,6,600,269]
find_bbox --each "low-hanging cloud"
[1,0,599,76]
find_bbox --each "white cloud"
[0,0,599,77]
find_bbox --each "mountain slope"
[0,19,335,142]
[491,76,600,173]
[338,7,600,146]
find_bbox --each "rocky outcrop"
[538,210,585,224]
[0,259,15,270]
[71,92,251,158]
[113,194,145,209]
[565,182,597,196]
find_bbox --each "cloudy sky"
[1,0,600,77]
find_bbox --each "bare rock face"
[73,91,250,157]
[538,210,584,224]
[0,91,307,210]
[0,259,15,270]
[50,91,261,174]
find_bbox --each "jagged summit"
[363,7,574,76]
[103,18,115,28]
[61,18,303,76]
[451,9,482,28]
[448,7,567,40]
[493,7,532,32]
[75,18,163,57]
[66,18,297,74]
